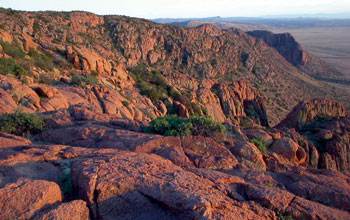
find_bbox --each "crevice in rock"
[285,195,297,210]
[179,136,197,168]
[92,86,106,114]
[90,163,104,220]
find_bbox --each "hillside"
[0,8,348,125]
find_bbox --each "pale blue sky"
[0,0,349,18]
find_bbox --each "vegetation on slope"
[0,109,45,136]
[146,115,225,137]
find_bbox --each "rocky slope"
[0,8,347,125]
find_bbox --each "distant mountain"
[153,16,350,28]
[170,20,270,32]
[261,12,350,19]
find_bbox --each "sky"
[0,0,349,19]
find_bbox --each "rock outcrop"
[247,30,308,66]
[276,99,346,129]
[1,138,350,220]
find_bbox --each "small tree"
[248,137,268,154]
[190,115,226,136]
[146,115,226,137]
[0,109,45,136]
[146,115,192,136]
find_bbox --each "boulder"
[0,87,17,115]
[34,200,90,220]
[0,178,62,220]
[0,132,31,147]
[243,129,274,146]
[181,136,239,170]
[269,137,306,165]
[71,151,270,220]
[230,141,266,171]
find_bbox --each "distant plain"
[270,26,350,77]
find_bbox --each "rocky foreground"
[1,97,350,220]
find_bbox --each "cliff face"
[247,30,308,66]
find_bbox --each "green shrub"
[28,48,54,71]
[122,100,130,107]
[240,116,253,128]
[128,64,170,102]
[0,40,26,59]
[146,115,192,136]
[71,73,99,88]
[146,115,225,137]
[0,110,45,136]
[248,137,268,154]
[190,115,226,136]
[276,211,295,220]
[0,57,32,78]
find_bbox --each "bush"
[28,48,54,71]
[190,115,226,136]
[248,137,268,154]
[128,64,169,102]
[0,40,26,59]
[121,100,130,107]
[146,115,192,136]
[71,73,99,88]
[0,57,32,78]
[146,115,225,137]
[0,110,45,136]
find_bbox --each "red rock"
[34,200,90,220]
[213,82,268,127]
[284,168,350,212]
[270,137,306,165]
[181,135,239,170]
[276,99,346,129]
[0,178,62,220]
[71,151,269,220]
[242,183,295,211]
[38,124,161,150]
[230,141,266,171]
[0,132,31,147]
[0,74,41,110]
[0,88,17,115]
[174,101,190,118]
[0,29,13,43]
[197,86,226,122]
[34,84,59,99]
[243,129,274,146]
[286,196,350,220]
[247,30,308,66]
